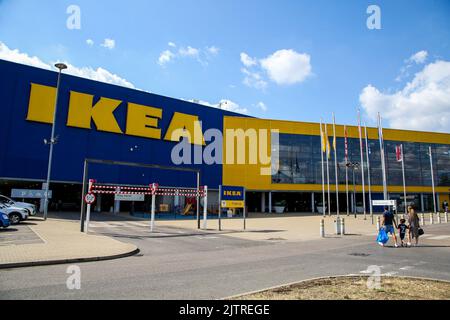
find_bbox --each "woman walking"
[407,205,421,246]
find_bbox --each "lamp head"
[55,63,68,70]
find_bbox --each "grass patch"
[236,276,450,300]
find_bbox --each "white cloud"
[256,101,267,112]
[86,39,94,46]
[101,38,115,50]
[241,68,267,90]
[408,50,428,64]
[157,44,218,67]
[178,46,199,58]
[260,49,312,85]
[158,50,175,66]
[207,46,220,55]
[240,52,257,67]
[0,42,52,70]
[360,60,450,133]
[0,41,135,89]
[186,98,248,114]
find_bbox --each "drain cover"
[349,253,371,257]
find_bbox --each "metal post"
[320,219,325,238]
[376,216,380,231]
[84,179,94,234]
[43,67,64,220]
[429,146,437,214]
[196,172,200,229]
[364,124,373,224]
[320,120,326,218]
[80,159,88,232]
[218,185,222,231]
[357,110,366,220]
[332,113,339,216]
[445,211,448,223]
[420,213,425,226]
[335,216,341,235]
[243,188,246,231]
[400,144,407,216]
[203,185,208,230]
[150,183,156,232]
[437,212,441,224]
[352,166,357,219]
[341,218,345,235]
[430,212,434,225]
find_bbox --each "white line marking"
[399,266,414,271]
[383,271,399,276]
[427,235,450,240]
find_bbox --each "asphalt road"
[1,214,449,300]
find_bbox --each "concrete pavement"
[0,216,449,299]
[0,218,138,269]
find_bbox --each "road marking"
[399,266,414,271]
[127,222,150,227]
[420,234,435,238]
[426,235,450,240]
[383,271,399,276]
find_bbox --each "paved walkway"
[0,218,138,268]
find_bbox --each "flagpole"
[429,146,437,214]
[344,125,349,216]
[378,113,388,200]
[364,123,373,224]
[358,109,367,220]
[320,119,326,218]
[325,123,331,217]
[400,144,407,216]
[332,113,339,217]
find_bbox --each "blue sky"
[0,0,449,132]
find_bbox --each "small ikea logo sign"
[221,186,245,201]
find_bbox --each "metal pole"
[43,67,64,220]
[85,179,94,233]
[150,183,156,232]
[364,124,373,223]
[80,159,88,232]
[243,188,246,230]
[378,114,388,200]
[197,172,200,229]
[218,185,222,231]
[203,185,208,230]
[344,126,349,216]
[358,110,366,220]
[325,124,331,216]
[320,120,326,217]
[401,144,407,215]
[429,146,437,214]
[332,113,339,216]
[353,166,357,219]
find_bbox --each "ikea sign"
[26,83,205,145]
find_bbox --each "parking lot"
[0,221,44,246]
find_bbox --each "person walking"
[407,205,421,247]
[443,200,449,213]
[381,206,399,247]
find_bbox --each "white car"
[0,203,29,224]
[0,195,37,216]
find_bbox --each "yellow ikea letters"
[67,91,123,133]
[26,83,204,144]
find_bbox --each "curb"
[223,274,450,300]
[0,247,140,270]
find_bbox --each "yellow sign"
[221,200,245,208]
[26,83,205,145]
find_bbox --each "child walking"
[397,218,409,247]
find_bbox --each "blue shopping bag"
[376,227,389,244]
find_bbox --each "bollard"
[376,216,380,231]
[320,219,325,238]
[437,213,441,224]
[430,213,434,225]
[445,212,449,223]
[341,218,345,235]
[335,217,341,235]
[420,213,425,226]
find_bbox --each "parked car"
[0,203,29,224]
[0,195,37,216]
[0,208,10,228]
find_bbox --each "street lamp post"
[43,63,67,220]
[346,162,359,218]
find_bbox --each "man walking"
[443,200,449,213]
[381,206,399,248]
